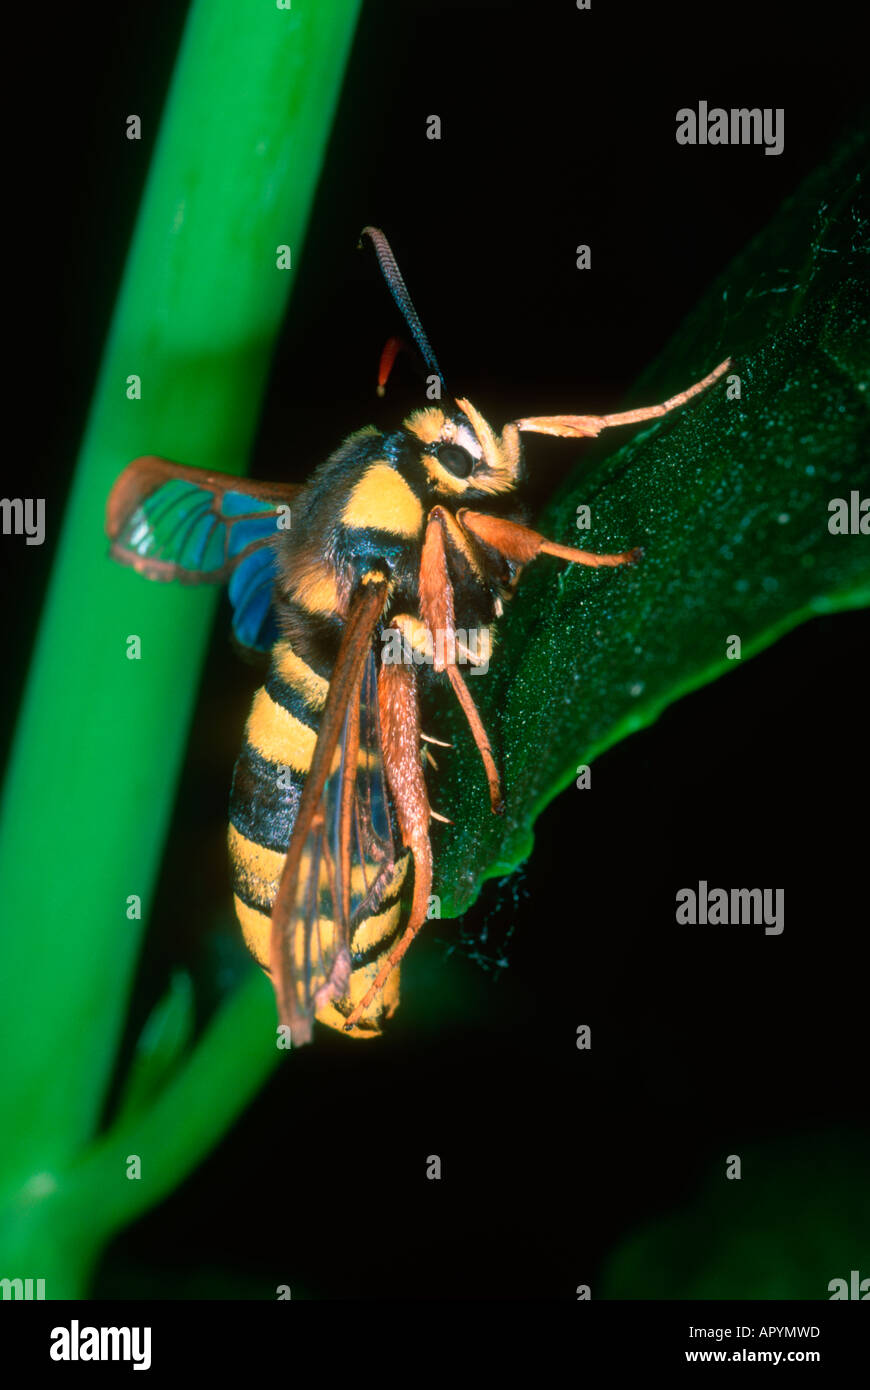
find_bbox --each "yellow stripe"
[234,835,408,908]
[244,690,383,777]
[292,562,342,616]
[350,899,403,955]
[231,826,410,926]
[297,850,330,896]
[234,893,340,981]
[316,960,401,1037]
[381,852,410,898]
[300,916,338,975]
[295,849,408,901]
[246,687,316,771]
[228,825,283,901]
[234,894,272,970]
[234,895,403,1040]
[341,462,423,537]
[273,641,328,709]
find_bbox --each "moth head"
[402,400,523,498]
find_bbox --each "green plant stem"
[0,0,360,1264]
[3,972,277,1297]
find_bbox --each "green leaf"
[113,973,195,1127]
[433,130,870,915]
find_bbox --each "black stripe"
[292,431,388,520]
[340,524,419,564]
[232,870,275,916]
[350,851,407,917]
[273,598,342,678]
[264,664,322,730]
[228,739,303,853]
[351,914,402,969]
[232,867,407,937]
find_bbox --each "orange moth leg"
[419,508,504,811]
[458,509,642,569]
[344,659,433,1029]
[513,357,730,438]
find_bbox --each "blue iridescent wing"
[106,456,299,651]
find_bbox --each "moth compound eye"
[436,443,474,478]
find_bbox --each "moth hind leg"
[343,658,434,1030]
[419,510,504,814]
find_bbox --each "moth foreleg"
[511,357,731,439]
[458,509,642,570]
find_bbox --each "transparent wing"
[284,651,400,1040]
[267,576,395,1043]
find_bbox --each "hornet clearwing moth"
[107,227,729,1045]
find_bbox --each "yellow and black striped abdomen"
[228,638,409,1038]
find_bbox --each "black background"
[6,0,868,1299]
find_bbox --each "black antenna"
[359,227,445,389]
